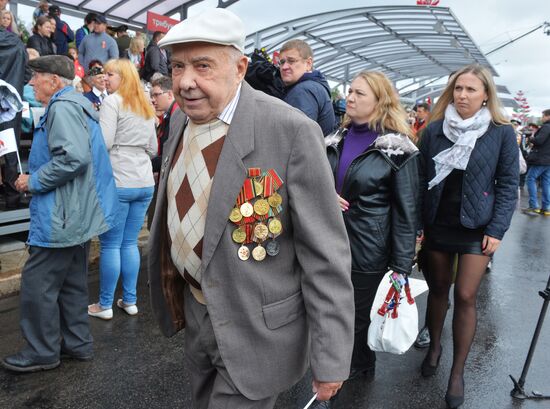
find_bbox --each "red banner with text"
[416,0,440,5]
[146,11,179,33]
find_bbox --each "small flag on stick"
[0,128,23,174]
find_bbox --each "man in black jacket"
[141,31,169,82]
[0,27,27,209]
[523,109,550,216]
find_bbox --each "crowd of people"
[1,3,547,409]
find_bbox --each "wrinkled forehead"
[170,41,232,62]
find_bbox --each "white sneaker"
[117,299,138,316]
[88,304,113,320]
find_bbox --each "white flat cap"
[158,8,245,53]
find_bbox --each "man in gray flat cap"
[2,55,118,373]
[148,8,354,409]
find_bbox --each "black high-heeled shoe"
[421,347,442,377]
[445,377,465,408]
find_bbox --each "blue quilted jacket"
[419,119,519,240]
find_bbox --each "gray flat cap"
[28,55,75,80]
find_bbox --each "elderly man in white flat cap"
[147,8,354,408]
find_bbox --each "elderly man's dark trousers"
[19,242,92,362]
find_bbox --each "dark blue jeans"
[526,165,550,210]
[98,186,154,308]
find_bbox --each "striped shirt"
[217,82,242,125]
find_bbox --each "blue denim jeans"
[526,165,550,210]
[98,186,154,308]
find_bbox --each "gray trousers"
[19,242,92,362]
[184,285,278,409]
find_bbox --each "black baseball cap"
[93,15,107,24]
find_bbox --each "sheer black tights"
[425,250,490,396]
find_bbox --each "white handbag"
[367,271,419,355]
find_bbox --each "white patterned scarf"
[428,104,491,189]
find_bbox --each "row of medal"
[229,168,284,262]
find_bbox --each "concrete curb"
[0,229,149,298]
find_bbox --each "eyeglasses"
[150,91,167,98]
[278,58,303,66]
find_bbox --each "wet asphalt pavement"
[1,190,549,409]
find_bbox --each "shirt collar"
[92,87,108,98]
[217,83,242,125]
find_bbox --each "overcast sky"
[15,0,550,115]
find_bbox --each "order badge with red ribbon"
[229,168,284,261]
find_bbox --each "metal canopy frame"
[12,0,239,30]
[245,6,497,90]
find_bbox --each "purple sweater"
[336,122,378,193]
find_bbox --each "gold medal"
[232,227,246,243]
[238,245,250,261]
[252,245,266,261]
[254,199,270,216]
[240,202,254,218]
[268,218,282,235]
[268,192,282,208]
[229,207,243,223]
[254,179,264,197]
[254,223,269,241]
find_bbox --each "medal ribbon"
[266,169,283,189]
[248,168,261,178]
[263,175,274,198]
[245,223,253,244]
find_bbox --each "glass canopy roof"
[245,6,496,90]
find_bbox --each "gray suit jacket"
[148,82,354,400]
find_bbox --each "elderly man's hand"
[14,174,29,192]
[312,380,343,401]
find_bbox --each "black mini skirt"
[424,224,485,255]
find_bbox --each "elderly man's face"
[29,72,56,105]
[170,42,247,124]
[91,74,106,91]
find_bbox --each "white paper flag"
[21,101,30,119]
[0,128,17,157]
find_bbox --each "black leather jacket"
[327,130,421,275]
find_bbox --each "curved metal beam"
[245,5,496,87]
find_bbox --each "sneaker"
[116,299,138,316]
[414,326,430,348]
[88,303,113,320]
[541,209,550,216]
[522,207,541,216]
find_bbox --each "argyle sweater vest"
[166,119,227,302]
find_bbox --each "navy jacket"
[83,91,102,110]
[419,119,519,240]
[527,120,550,166]
[284,70,336,136]
[51,15,74,55]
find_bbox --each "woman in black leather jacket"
[327,70,421,380]
[419,64,518,408]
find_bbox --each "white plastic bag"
[367,272,419,355]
